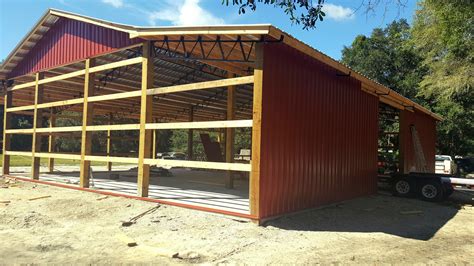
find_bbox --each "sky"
[0,0,419,61]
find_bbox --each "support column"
[152,119,157,160]
[47,109,56,173]
[137,41,154,197]
[2,90,13,175]
[225,73,236,189]
[31,72,44,179]
[106,113,112,172]
[250,43,264,218]
[187,107,194,160]
[79,58,95,188]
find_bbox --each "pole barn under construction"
[0,9,441,222]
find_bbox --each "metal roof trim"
[0,9,54,78]
[266,26,442,121]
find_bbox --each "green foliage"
[411,0,474,99]
[341,19,425,100]
[411,0,473,156]
[223,0,326,29]
[342,1,474,156]
[432,89,474,156]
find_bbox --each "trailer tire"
[419,181,444,202]
[393,178,412,197]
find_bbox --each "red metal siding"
[258,44,379,219]
[399,110,436,173]
[9,18,140,78]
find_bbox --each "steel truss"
[151,35,283,63]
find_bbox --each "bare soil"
[1,176,473,264]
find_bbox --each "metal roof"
[0,8,442,121]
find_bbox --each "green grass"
[0,155,133,167]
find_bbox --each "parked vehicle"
[391,172,454,202]
[453,157,474,178]
[156,152,187,160]
[435,155,453,174]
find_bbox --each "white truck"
[435,155,453,174]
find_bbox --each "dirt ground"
[1,176,473,264]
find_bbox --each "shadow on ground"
[267,191,473,241]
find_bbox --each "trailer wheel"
[393,178,411,197]
[419,181,444,202]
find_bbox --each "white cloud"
[101,0,124,8]
[148,0,224,26]
[322,3,355,21]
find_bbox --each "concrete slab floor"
[8,165,250,215]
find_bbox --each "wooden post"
[137,41,154,197]
[47,109,55,173]
[250,43,264,218]
[107,113,112,172]
[187,107,194,160]
[152,118,157,160]
[79,58,95,188]
[31,72,44,179]
[225,73,236,189]
[2,90,13,175]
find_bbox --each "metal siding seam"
[317,70,324,204]
[285,46,294,213]
[302,55,310,209]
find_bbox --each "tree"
[223,0,408,29]
[341,19,425,100]
[411,0,473,99]
[411,0,474,156]
[341,2,473,156]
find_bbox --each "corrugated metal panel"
[399,110,436,173]
[8,17,140,78]
[258,44,379,219]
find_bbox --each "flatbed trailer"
[391,172,474,202]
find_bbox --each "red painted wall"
[9,17,140,78]
[399,110,437,173]
[258,43,379,219]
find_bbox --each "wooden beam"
[225,73,236,189]
[48,110,55,173]
[85,155,138,164]
[5,150,32,157]
[2,90,13,175]
[31,72,44,180]
[144,158,250,172]
[5,76,251,113]
[145,120,252,130]
[187,107,194,160]
[6,75,254,115]
[250,43,264,218]
[107,113,113,172]
[4,150,249,171]
[131,25,270,38]
[147,76,254,95]
[4,120,253,135]
[137,41,153,197]
[9,57,142,92]
[79,58,95,188]
[35,152,81,160]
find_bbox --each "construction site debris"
[116,232,137,247]
[121,205,160,227]
[96,196,109,201]
[175,251,201,260]
[28,195,52,201]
